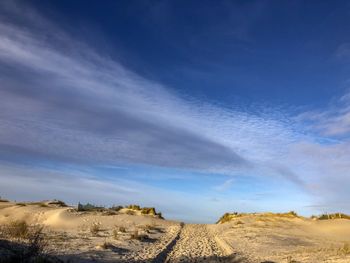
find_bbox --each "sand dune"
[1,200,350,262]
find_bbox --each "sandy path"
[163,224,231,263]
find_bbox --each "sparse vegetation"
[314,213,350,220]
[100,241,112,249]
[130,229,149,241]
[90,222,102,236]
[102,210,117,216]
[4,220,29,238]
[125,210,135,215]
[0,221,57,262]
[126,205,164,219]
[118,226,126,233]
[287,255,298,263]
[110,205,123,211]
[112,228,119,239]
[47,200,67,207]
[77,202,105,212]
[127,204,141,210]
[216,212,243,224]
[16,203,27,207]
[217,211,299,224]
[141,207,156,215]
[338,243,350,255]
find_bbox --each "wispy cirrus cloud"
[0,1,302,179]
[297,90,350,137]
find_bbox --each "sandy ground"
[1,201,350,262]
[214,214,350,263]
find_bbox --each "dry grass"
[286,255,298,263]
[100,241,113,249]
[102,210,117,216]
[90,222,102,236]
[112,229,119,240]
[118,226,126,233]
[3,220,29,238]
[0,221,56,262]
[130,230,149,241]
[217,211,299,224]
[125,210,135,215]
[338,243,350,255]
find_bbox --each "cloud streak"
[0,2,301,179]
[0,7,250,173]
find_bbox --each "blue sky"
[1,0,350,222]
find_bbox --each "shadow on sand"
[0,238,280,263]
[59,253,251,263]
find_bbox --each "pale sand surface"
[1,201,350,262]
[213,214,350,263]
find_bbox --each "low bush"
[141,207,156,215]
[77,202,105,212]
[47,200,67,207]
[127,205,141,210]
[0,221,55,262]
[4,220,29,239]
[316,213,350,220]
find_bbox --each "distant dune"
[0,199,350,262]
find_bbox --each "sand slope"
[1,201,350,262]
[214,213,350,263]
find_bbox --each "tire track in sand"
[162,224,233,263]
